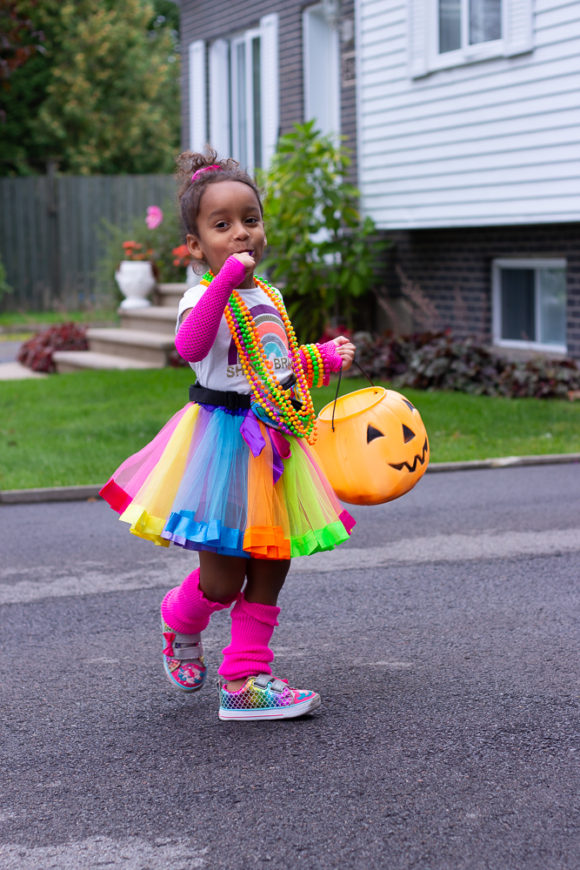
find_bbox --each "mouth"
[388,438,429,473]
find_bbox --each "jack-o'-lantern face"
[313,387,429,505]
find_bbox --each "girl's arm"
[175,256,248,362]
[298,336,356,386]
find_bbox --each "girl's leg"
[218,557,321,720]
[219,558,290,689]
[161,552,247,633]
[160,552,246,692]
[244,557,290,605]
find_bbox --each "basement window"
[492,259,567,353]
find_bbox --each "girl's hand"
[230,251,255,282]
[332,335,356,371]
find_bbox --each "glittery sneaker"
[161,621,207,692]
[218,674,321,721]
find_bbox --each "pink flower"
[145,206,163,230]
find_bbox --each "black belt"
[189,374,299,411]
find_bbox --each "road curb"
[1,453,579,505]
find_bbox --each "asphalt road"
[1,464,579,869]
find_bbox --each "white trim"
[492,258,567,353]
[260,13,280,169]
[505,0,533,57]
[209,39,230,157]
[355,0,364,191]
[188,41,206,151]
[303,5,340,138]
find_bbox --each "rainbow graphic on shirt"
[228,303,289,367]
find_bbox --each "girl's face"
[186,180,266,288]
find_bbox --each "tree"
[0,0,180,175]
[0,0,56,174]
[0,0,46,85]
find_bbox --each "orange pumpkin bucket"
[312,387,429,505]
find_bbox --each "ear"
[186,233,205,262]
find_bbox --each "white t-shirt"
[177,282,293,393]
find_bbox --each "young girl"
[100,149,356,721]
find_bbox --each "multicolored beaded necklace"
[200,271,317,441]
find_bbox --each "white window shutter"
[209,39,230,158]
[260,13,280,169]
[505,0,534,56]
[407,0,429,78]
[189,40,207,151]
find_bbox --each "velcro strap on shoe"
[173,640,203,661]
[254,674,287,693]
[169,631,203,661]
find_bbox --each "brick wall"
[180,0,358,179]
[386,224,580,360]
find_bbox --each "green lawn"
[0,308,119,331]
[2,369,579,490]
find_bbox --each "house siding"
[389,223,580,358]
[180,0,358,178]
[356,0,580,228]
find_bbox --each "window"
[492,259,567,353]
[231,29,262,172]
[189,15,279,174]
[408,0,533,78]
[439,0,502,54]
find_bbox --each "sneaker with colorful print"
[161,620,207,692]
[218,673,321,721]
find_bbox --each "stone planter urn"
[115,261,156,309]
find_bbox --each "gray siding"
[180,0,358,179]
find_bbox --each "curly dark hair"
[176,147,263,236]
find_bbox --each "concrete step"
[87,327,175,366]
[155,282,186,308]
[53,350,154,373]
[120,305,177,336]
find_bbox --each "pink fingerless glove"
[297,340,344,386]
[318,340,344,384]
[175,256,247,362]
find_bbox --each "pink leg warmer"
[218,593,281,681]
[161,568,233,635]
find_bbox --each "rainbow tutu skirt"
[100,402,355,560]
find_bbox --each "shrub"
[352,331,580,399]
[259,122,387,341]
[18,323,88,373]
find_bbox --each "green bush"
[354,331,580,399]
[258,122,386,341]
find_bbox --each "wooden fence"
[0,174,175,311]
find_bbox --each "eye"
[402,399,415,411]
[246,217,259,225]
[367,424,384,443]
[215,220,229,229]
[402,424,415,443]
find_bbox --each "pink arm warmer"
[175,256,247,362]
[297,340,344,386]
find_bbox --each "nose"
[233,221,250,239]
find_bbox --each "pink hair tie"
[191,164,222,182]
